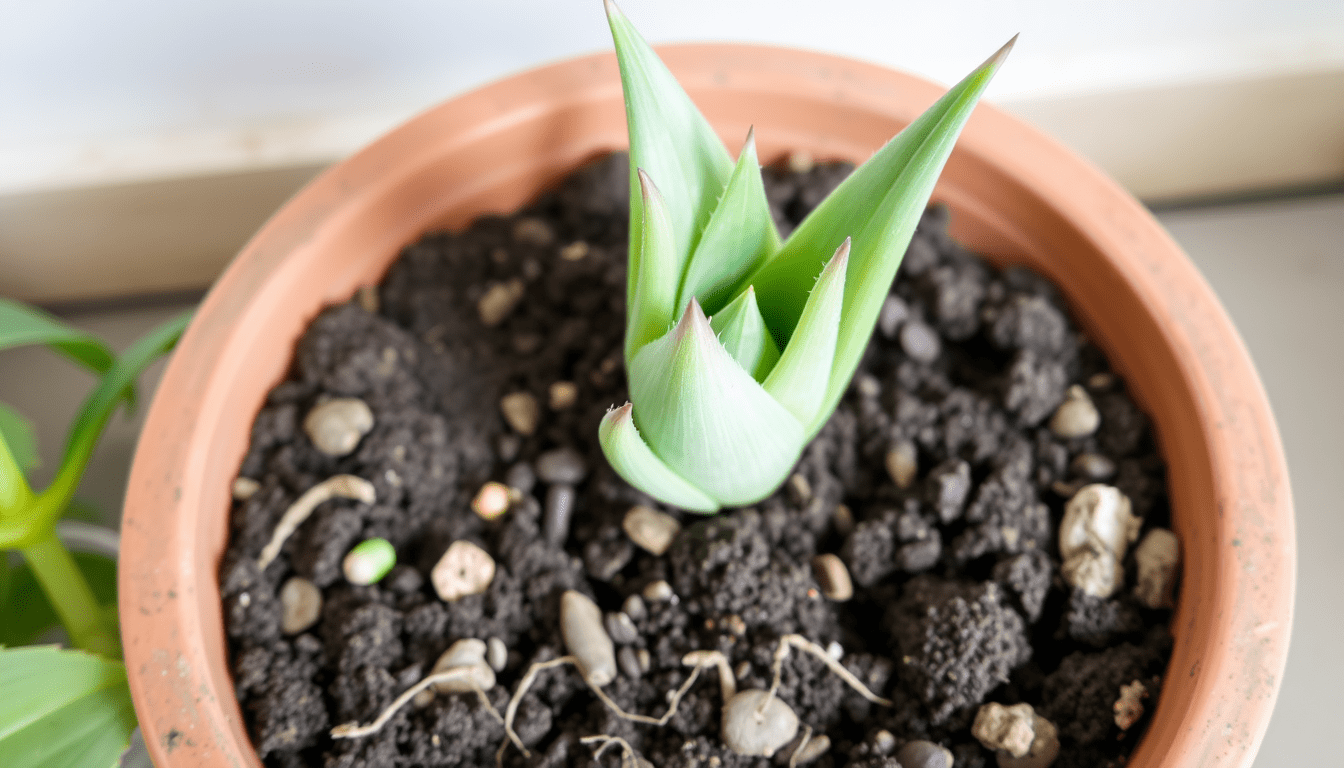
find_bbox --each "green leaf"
[677,129,781,316]
[42,310,192,519]
[0,403,39,474]
[0,646,136,768]
[0,299,115,377]
[626,170,681,363]
[749,37,1015,434]
[606,0,736,315]
[628,299,805,507]
[709,286,780,382]
[599,404,720,513]
[0,551,117,648]
[763,239,849,425]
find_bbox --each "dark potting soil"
[221,153,1175,768]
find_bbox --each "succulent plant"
[598,0,1013,513]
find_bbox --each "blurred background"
[1,1,1340,765]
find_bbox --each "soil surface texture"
[222,153,1175,768]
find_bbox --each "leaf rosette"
[599,0,1013,512]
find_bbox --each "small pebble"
[513,332,542,354]
[791,734,831,765]
[877,294,909,339]
[811,554,854,601]
[603,611,640,645]
[621,594,647,622]
[872,730,896,756]
[499,392,540,435]
[232,477,260,501]
[513,217,555,246]
[642,579,674,602]
[279,577,322,635]
[478,279,526,327]
[431,541,496,602]
[1059,484,1141,598]
[721,690,799,757]
[412,688,435,708]
[471,481,512,520]
[623,505,681,555]
[356,284,379,313]
[734,660,751,680]
[1070,452,1117,480]
[504,462,536,495]
[496,433,522,462]
[432,638,495,693]
[896,740,954,768]
[342,538,396,585]
[544,484,576,547]
[560,590,617,686]
[885,440,918,489]
[536,447,587,484]
[303,398,375,457]
[1050,384,1101,438]
[973,702,1037,758]
[1113,679,1149,730]
[584,537,633,581]
[1133,528,1180,609]
[855,373,881,399]
[549,380,579,409]
[833,504,854,537]
[637,648,651,673]
[787,473,812,505]
[1088,371,1115,390]
[895,537,942,572]
[617,646,643,679]
[725,614,747,636]
[900,319,941,363]
[786,150,815,174]
[559,241,590,261]
[486,636,508,673]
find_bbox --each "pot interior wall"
[122,45,1290,768]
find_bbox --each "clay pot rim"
[120,43,1294,768]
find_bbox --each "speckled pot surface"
[120,44,1293,768]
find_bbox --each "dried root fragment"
[257,475,375,570]
[764,634,892,707]
[330,667,500,740]
[581,735,654,768]
[1113,679,1148,731]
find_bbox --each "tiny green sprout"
[343,537,396,585]
[599,0,1015,512]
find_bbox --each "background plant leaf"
[0,646,136,768]
[0,403,39,474]
[0,299,116,377]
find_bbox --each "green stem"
[0,430,33,515]
[20,531,120,658]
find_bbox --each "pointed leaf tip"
[599,402,721,513]
[985,34,1018,69]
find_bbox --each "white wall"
[4,0,1343,193]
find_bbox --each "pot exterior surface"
[120,44,1293,768]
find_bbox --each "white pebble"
[997,715,1060,768]
[642,579,674,602]
[232,477,261,501]
[792,734,831,765]
[499,392,540,435]
[1133,528,1180,609]
[471,482,512,520]
[623,506,681,555]
[487,636,508,672]
[559,241,589,261]
[431,541,496,602]
[1059,484,1141,598]
[1113,679,1148,731]
[479,279,526,327]
[972,702,1037,758]
[304,398,374,457]
[721,690,799,757]
[432,639,496,693]
[1049,385,1100,438]
[886,441,918,489]
[560,590,617,687]
[512,217,555,246]
[786,150,815,174]
[279,577,322,635]
[549,380,579,409]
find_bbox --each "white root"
[581,735,653,768]
[257,475,375,570]
[682,649,736,703]
[762,634,892,712]
[330,668,500,740]
[788,725,815,768]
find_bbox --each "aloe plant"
[598,0,1013,513]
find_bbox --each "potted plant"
[120,4,1293,767]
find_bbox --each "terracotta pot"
[120,44,1294,768]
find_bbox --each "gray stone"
[536,447,587,484]
[279,577,322,635]
[721,690,799,757]
[303,398,374,457]
[560,590,616,687]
